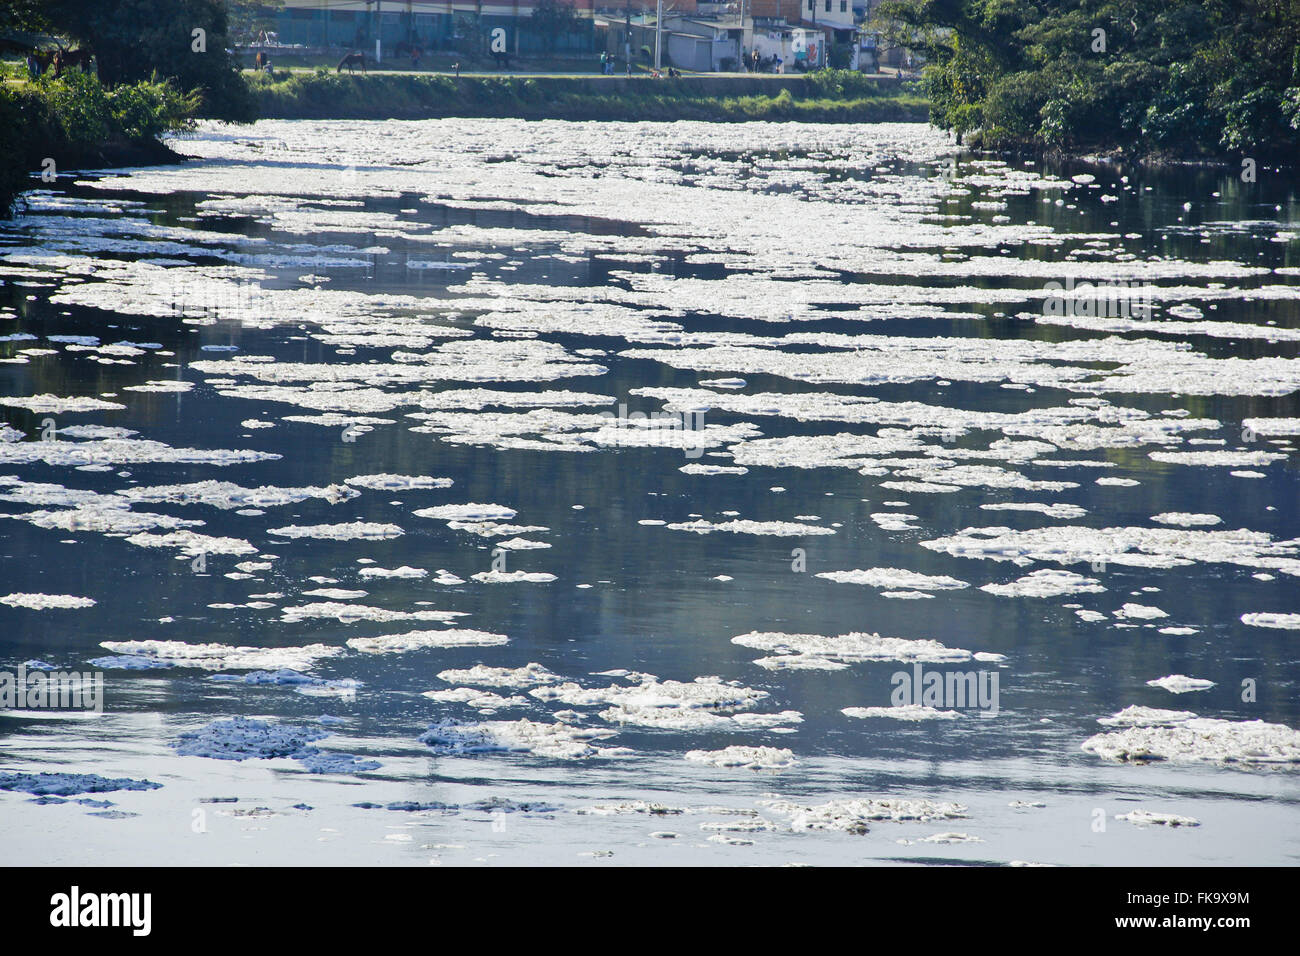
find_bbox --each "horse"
[30,49,56,77]
[52,47,94,78]
[337,52,366,74]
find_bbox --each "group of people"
[746,49,784,73]
[602,51,685,77]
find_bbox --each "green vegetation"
[0,71,198,213]
[247,68,929,123]
[18,0,253,120]
[1,0,251,214]
[879,0,1300,160]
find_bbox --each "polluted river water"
[0,119,1298,865]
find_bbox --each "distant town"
[248,0,907,74]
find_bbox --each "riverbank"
[0,72,195,216]
[247,69,930,123]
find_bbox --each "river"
[1,119,1298,865]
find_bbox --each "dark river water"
[1,119,1298,865]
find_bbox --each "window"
[824,0,831,10]
[840,0,847,10]
[807,0,813,9]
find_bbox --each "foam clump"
[267,522,404,540]
[1084,710,1300,765]
[842,705,960,721]
[1115,809,1200,827]
[684,746,796,770]
[96,639,342,671]
[0,771,161,796]
[345,473,453,490]
[413,503,518,521]
[764,797,969,834]
[666,518,835,537]
[815,568,968,590]
[733,630,975,669]
[0,593,95,610]
[211,669,360,695]
[471,570,557,583]
[1145,675,1215,694]
[358,565,427,579]
[981,569,1105,598]
[120,480,358,509]
[437,662,562,688]
[1241,612,1300,630]
[346,629,508,654]
[419,718,628,759]
[173,717,379,773]
[529,675,797,731]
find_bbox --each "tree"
[20,0,255,121]
[225,1,286,45]
[530,0,579,53]
[877,0,1300,158]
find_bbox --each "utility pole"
[625,0,632,76]
[740,0,748,72]
[655,0,663,71]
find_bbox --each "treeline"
[2,0,253,120]
[1,0,256,213]
[879,0,1300,159]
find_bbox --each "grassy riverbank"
[0,72,197,215]
[247,68,930,123]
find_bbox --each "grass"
[246,68,930,123]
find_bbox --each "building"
[266,0,894,70]
[265,0,598,56]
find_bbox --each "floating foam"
[1114,810,1200,827]
[1084,708,1300,764]
[816,568,969,590]
[358,566,428,579]
[764,797,968,833]
[470,571,557,583]
[173,717,379,773]
[268,522,404,540]
[345,629,508,654]
[842,705,960,721]
[0,772,160,796]
[1146,675,1216,694]
[1150,513,1222,527]
[345,474,453,491]
[1241,612,1300,630]
[0,593,95,610]
[981,569,1105,598]
[684,746,796,769]
[437,663,562,688]
[96,639,342,671]
[666,518,835,537]
[413,503,518,521]
[419,718,627,759]
[733,630,975,668]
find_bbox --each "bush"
[1,71,198,216]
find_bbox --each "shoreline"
[246,70,931,124]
